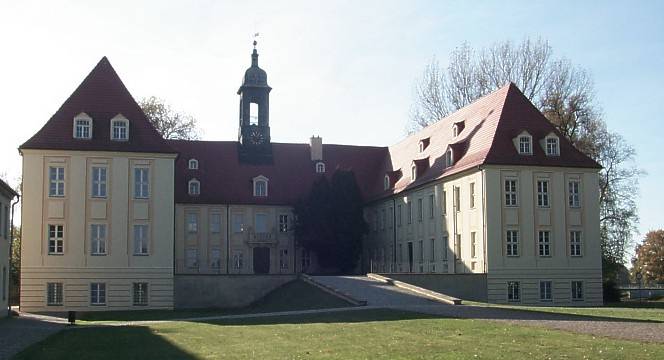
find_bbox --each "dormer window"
[411,164,417,181]
[253,175,269,197]
[418,137,430,153]
[445,149,454,167]
[188,179,200,196]
[110,115,129,141]
[384,174,390,190]
[453,121,465,137]
[545,136,560,156]
[418,142,424,152]
[188,159,199,170]
[315,162,325,173]
[453,125,459,137]
[518,134,532,155]
[73,113,92,139]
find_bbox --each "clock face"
[250,127,265,144]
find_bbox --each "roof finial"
[253,32,259,49]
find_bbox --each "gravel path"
[0,313,66,360]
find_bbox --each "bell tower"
[238,40,272,163]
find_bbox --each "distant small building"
[0,178,18,317]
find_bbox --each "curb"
[367,273,462,305]
[300,274,368,306]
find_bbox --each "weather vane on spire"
[253,32,259,49]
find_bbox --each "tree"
[294,170,368,273]
[409,38,641,265]
[10,226,20,305]
[139,96,201,140]
[632,230,664,284]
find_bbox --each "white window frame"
[278,214,288,233]
[134,167,150,199]
[571,281,584,301]
[504,179,518,207]
[507,281,521,302]
[453,124,459,137]
[545,136,560,156]
[538,230,551,257]
[90,224,107,255]
[73,113,93,139]
[539,280,553,302]
[49,166,65,197]
[188,179,200,196]
[210,248,221,269]
[537,180,550,208]
[91,166,107,198]
[90,282,106,306]
[187,213,198,233]
[253,175,268,197]
[570,230,583,257]
[47,282,63,306]
[210,213,222,234]
[471,232,477,259]
[279,249,289,270]
[133,224,149,255]
[506,230,518,257]
[445,149,454,167]
[48,224,64,254]
[188,159,199,170]
[233,251,244,270]
[315,162,325,173]
[255,213,268,233]
[133,282,148,306]
[469,182,475,209]
[110,114,129,141]
[418,141,425,152]
[185,248,199,269]
[518,134,532,155]
[232,213,244,233]
[568,180,581,208]
[411,164,417,181]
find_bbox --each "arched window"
[250,103,259,125]
[188,179,200,196]
[73,113,92,139]
[253,175,269,197]
[188,159,199,170]
[418,141,424,153]
[453,124,459,137]
[110,114,129,141]
[411,164,417,181]
[445,149,454,167]
[315,162,325,173]
[384,175,390,190]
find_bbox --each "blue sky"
[1,0,661,253]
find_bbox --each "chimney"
[310,136,323,161]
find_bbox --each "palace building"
[19,45,602,312]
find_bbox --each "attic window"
[518,135,532,155]
[384,175,390,190]
[73,113,92,139]
[453,124,459,137]
[418,142,424,153]
[545,136,560,156]
[411,164,417,181]
[110,115,129,141]
[453,121,465,137]
[445,149,454,167]
[253,175,268,197]
[188,179,200,196]
[188,159,199,170]
[315,162,325,173]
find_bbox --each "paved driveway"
[311,275,440,306]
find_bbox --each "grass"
[78,279,353,323]
[465,300,664,322]
[15,309,664,359]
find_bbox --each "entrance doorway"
[407,242,413,273]
[253,247,270,274]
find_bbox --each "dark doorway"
[407,242,413,273]
[253,247,270,274]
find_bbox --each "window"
[453,124,459,137]
[506,230,518,256]
[90,283,106,305]
[568,180,580,208]
[188,159,199,170]
[397,204,402,226]
[279,249,289,270]
[187,213,198,233]
[442,235,448,261]
[233,252,244,270]
[442,190,447,215]
[210,248,221,269]
[91,166,107,198]
[429,194,435,219]
[47,282,63,306]
[471,232,477,259]
[111,117,128,140]
[411,164,417,181]
[249,103,259,125]
[134,168,149,199]
[210,213,221,234]
[469,182,475,208]
[279,214,289,232]
[315,162,325,173]
[188,179,200,196]
[48,224,64,254]
[301,249,311,271]
[571,281,584,301]
[418,141,425,152]
[454,234,461,259]
[518,135,532,154]
[418,240,424,264]
[133,224,149,255]
[254,178,268,197]
[74,117,92,139]
[255,213,268,233]
[417,198,423,222]
[49,166,65,197]
[90,224,106,255]
[537,180,549,207]
[445,149,453,167]
[504,179,517,207]
[453,186,460,212]
[507,281,520,302]
[407,201,412,224]
[429,238,435,263]
[570,231,582,256]
[232,213,244,233]
[186,248,198,269]
[540,281,553,301]
[546,137,559,156]
[538,230,551,257]
[381,209,386,230]
[133,283,148,306]
[383,175,390,190]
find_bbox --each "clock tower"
[238,40,273,163]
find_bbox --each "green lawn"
[79,279,354,323]
[465,300,664,322]
[15,309,664,359]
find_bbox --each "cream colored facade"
[20,149,176,312]
[174,204,304,275]
[365,165,602,306]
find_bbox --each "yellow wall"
[20,149,176,312]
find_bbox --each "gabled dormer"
[253,175,269,197]
[453,120,465,137]
[542,132,560,156]
[411,158,429,181]
[110,114,129,141]
[73,112,93,139]
[514,130,533,155]
[418,137,430,152]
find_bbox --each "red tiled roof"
[20,57,175,154]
